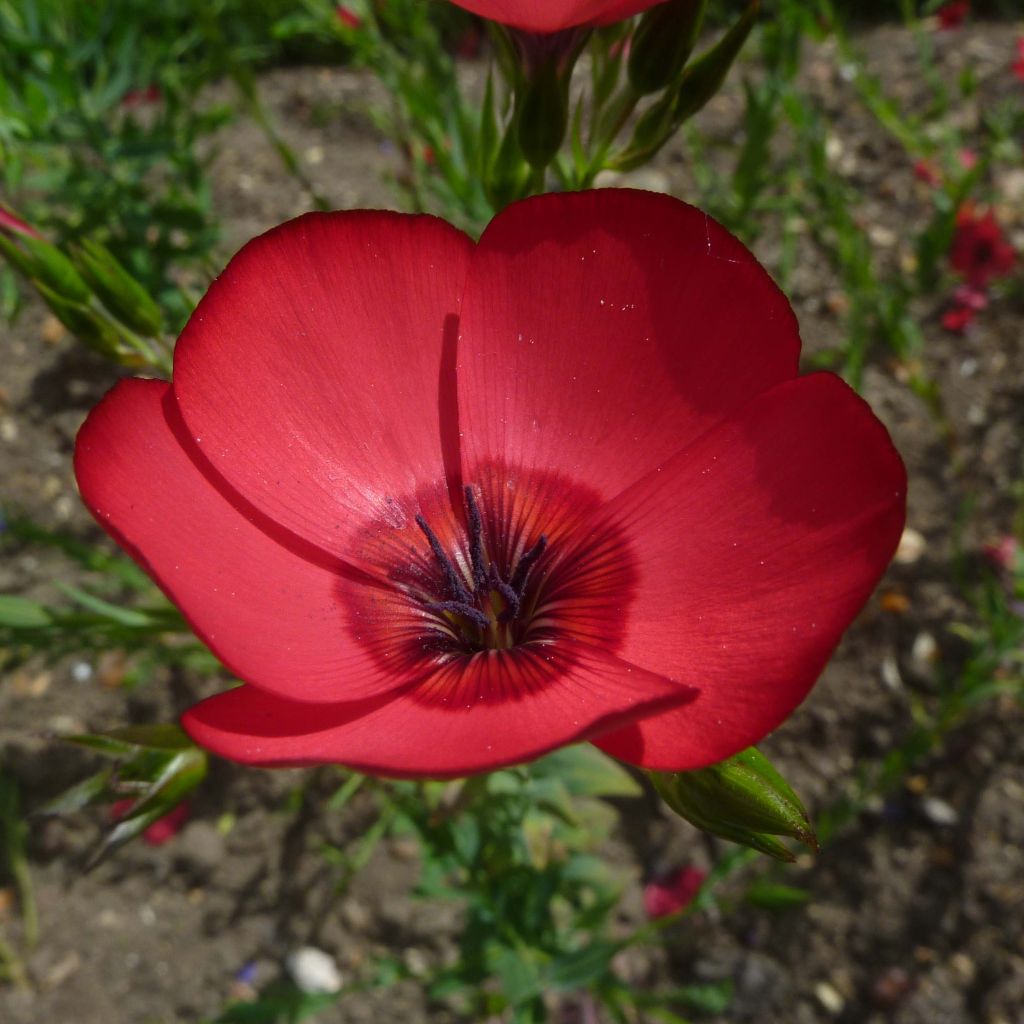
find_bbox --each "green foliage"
[0,0,300,329]
[40,725,207,867]
[0,514,215,680]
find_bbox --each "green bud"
[612,0,758,171]
[516,59,569,170]
[650,746,817,862]
[18,234,91,303]
[672,0,759,124]
[73,238,164,337]
[34,281,123,359]
[628,0,707,96]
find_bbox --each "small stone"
[895,528,927,565]
[286,946,343,995]
[71,661,93,683]
[879,589,911,614]
[881,655,904,692]
[921,796,959,826]
[814,981,845,1015]
[402,947,428,977]
[949,953,976,985]
[175,821,227,875]
[41,315,66,344]
[869,225,897,248]
[12,669,51,697]
[341,898,370,930]
[304,145,325,165]
[911,632,939,668]
[967,404,987,426]
[0,417,18,442]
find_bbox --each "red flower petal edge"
[75,189,906,778]
[448,0,664,33]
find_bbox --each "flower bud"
[649,745,817,862]
[0,232,91,303]
[515,58,569,169]
[505,27,589,170]
[628,0,707,96]
[73,238,165,337]
[671,0,758,124]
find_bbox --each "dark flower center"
[341,463,638,697]
[415,486,548,652]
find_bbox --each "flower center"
[415,486,548,652]
[341,462,638,690]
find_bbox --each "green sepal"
[613,0,758,170]
[33,281,122,358]
[72,238,164,337]
[628,0,707,95]
[672,0,759,123]
[43,725,206,867]
[650,745,817,862]
[516,59,569,170]
[16,234,91,303]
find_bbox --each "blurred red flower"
[912,159,940,187]
[110,800,190,846]
[448,0,664,32]
[940,303,975,333]
[121,85,162,108]
[644,866,706,918]
[1013,37,1024,82]
[335,6,361,30]
[935,1,969,29]
[957,148,978,171]
[950,205,1016,288]
[75,190,905,778]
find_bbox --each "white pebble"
[881,655,903,692]
[921,796,959,826]
[815,981,845,1014]
[894,527,926,565]
[71,661,93,683]
[286,947,343,995]
[911,632,938,667]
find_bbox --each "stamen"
[490,568,521,623]
[509,534,548,598]
[425,600,491,631]
[464,485,488,593]
[415,513,473,604]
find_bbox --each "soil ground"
[1,21,1023,1024]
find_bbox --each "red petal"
[456,190,799,501]
[591,373,906,770]
[75,379,418,703]
[183,645,696,778]
[173,212,473,560]
[448,0,659,31]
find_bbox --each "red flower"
[956,148,978,171]
[950,205,1016,288]
[448,0,664,33]
[335,6,361,30]
[110,799,190,845]
[1013,37,1024,82]
[74,191,905,779]
[643,866,706,918]
[940,303,975,333]
[912,159,940,187]
[935,1,969,29]
[121,85,162,108]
